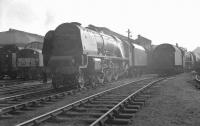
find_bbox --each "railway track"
[0,86,74,116]
[0,78,152,119]
[0,82,51,96]
[16,77,165,126]
[0,79,39,87]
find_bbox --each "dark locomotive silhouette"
[0,44,19,78]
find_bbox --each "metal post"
[127,29,131,42]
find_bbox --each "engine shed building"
[0,29,43,47]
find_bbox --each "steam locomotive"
[43,22,147,89]
[17,48,43,79]
[16,42,44,79]
[0,42,43,79]
[0,44,19,79]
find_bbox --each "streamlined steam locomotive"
[43,22,147,89]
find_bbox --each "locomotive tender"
[43,22,147,89]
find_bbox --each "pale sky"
[0,0,199,51]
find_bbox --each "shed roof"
[155,43,181,53]
[0,29,43,47]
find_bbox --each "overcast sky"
[0,0,199,51]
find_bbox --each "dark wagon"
[152,43,183,75]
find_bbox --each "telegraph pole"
[127,29,131,39]
[127,29,132,43]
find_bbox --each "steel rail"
[90,78,164,126]
[0,80,33,87]
[0,85,52,101]
[16,77,153,126]
[0,87,75,115]
[0,80,44,89]
[0,83,50,95]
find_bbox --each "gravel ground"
[130,73,200,126]
[0,74,156,126]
